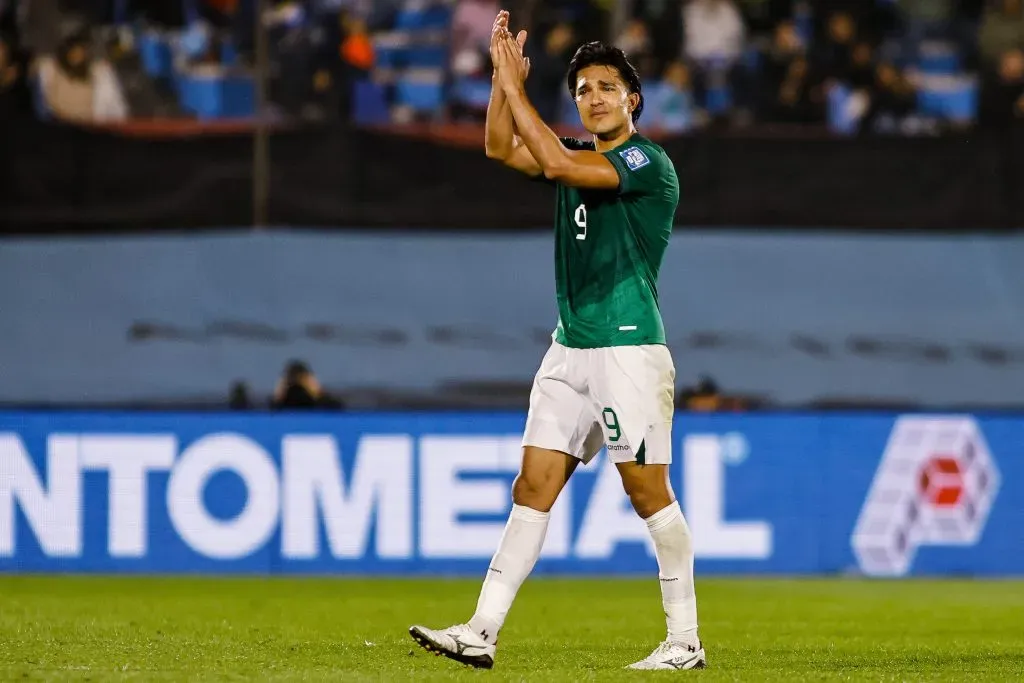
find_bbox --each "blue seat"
[396,78,443,112]
[918,76,978,122]
[354,79,391,124]
[139,31,173,79]
[395,5,452,30]
[395,9,427,30]
[419,5,452,29]
[450,77,491,109]
[374,46,406,70]
[704,84,732,114]
[221,38,239,67]
[827,84,859,135]
[220,75,256,118]
[177,73,255,120]
[406,45,447,68]
[918,42,960,76]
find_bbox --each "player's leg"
[409,343,601,668]
[408,446,578,669]
[618,461,704,670]
[589,345,705,670]
[466,445,579,642]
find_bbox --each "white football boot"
[408,623,496,669]
[626,639,707,670]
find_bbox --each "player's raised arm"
[495,36,620,191]
[484,13,542,177]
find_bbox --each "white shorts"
[522,341,676,465]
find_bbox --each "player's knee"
[511,471,560,512]
[629,489,672,519]
[622,478,673,519]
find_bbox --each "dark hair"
[285,360,311,383]
[566,41,644,123]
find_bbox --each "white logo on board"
[851,416,1000,577]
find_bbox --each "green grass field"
[1,576,1023,681]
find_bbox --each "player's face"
[574,65,637,137]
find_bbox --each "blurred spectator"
[526,21,575,123]
[339,13,374,75]
[810,10,857,86]
[0,28,33,135]
[272,360,344,411]
[979,0,1024,66]
[265,0,313,117]
[0,0,1010,132]
[0,33,21,108]
[683,0,746,66]
[15,0,67,56]
[633,0,685,77]
[848,41,878,90]
[761,21,798,102]
[808,0,893,46]
[773,55,818,122]
[451,0,497,77]
[737,0,795,38]
[759,19,814,121]
[532,0,611,43]
[187,32,225,76]
[860,62,918,135]
[677,376,724,411]
[229,381,252,410]
[980,47,1024,127]
[265,0,307,28]
[677,375,753,411]
[193,0,253,66]
[37,30,128,123]
[102,26,181,118]
[322,11,376,121]
[646,59,699,131]
[683,0,752,122]
[614,18,656,77]
[898,0,955,59]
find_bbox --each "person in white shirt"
[681,0,751,123]
[683,0,746,66]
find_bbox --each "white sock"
[645,501,699,647]
[468,503,550,644]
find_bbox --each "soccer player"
[408,11,704,672]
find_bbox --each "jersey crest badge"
[620,147,650,171]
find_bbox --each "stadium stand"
[2,0,1021,132]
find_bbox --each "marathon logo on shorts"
[620,147,650,171]
[850,416,1001,577]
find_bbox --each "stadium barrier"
[4,231,1024,409]
[1,411,1020,577]
[2,121,1023,232]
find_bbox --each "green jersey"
[550,133,679,349]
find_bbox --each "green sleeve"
[601,143,666,196]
